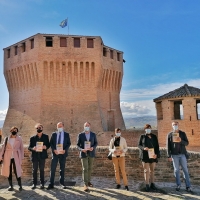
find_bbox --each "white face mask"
[57,127,63,132]
[84,127,90,132]
[145,129,151,134]
[115,132,121,137]
[172,125,178,131]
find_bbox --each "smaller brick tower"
[154,84,200,147]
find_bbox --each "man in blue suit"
[77,122,98,192]
[47,122,71,189]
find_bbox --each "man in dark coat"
[28,123,50,189]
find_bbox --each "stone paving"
[0,176,200,200]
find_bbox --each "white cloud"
[120,79,200,118]
[0,109,7,120]
[121,79,200,101]
[120,101,152,118]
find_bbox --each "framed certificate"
[172,133,179,143]
[148,148,155,159]
[36,142,43,152]
[56,144,63,154]
[84,141,91,150]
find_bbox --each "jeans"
[81,156,94,186]
[172,154,191,187]
[142,162,156,185]
[32,158,45,185]
[49,155,66,185]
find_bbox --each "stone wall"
[1,146,200,185]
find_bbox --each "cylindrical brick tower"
[3,33,125,143]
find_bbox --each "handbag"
[0,137,8,165]
[185,151,190,159]
[107,138,114,160]
[107,151,112,160]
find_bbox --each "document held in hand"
[36,142,43,152]
[115,146,122,156]
[84,141,91,150]
[148,148,155,159]
[172,133,179,143]
[56,144,63,154]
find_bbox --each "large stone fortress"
[3,33,125,143]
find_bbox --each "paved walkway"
[0,176,199,200]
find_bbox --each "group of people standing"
[0,121,192,193]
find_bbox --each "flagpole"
[68,18,69,35]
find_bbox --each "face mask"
[115,132,121,137]
[37,129,43,133]
[173,125,178,131]
[57,128,63,132]
[84,127,90,132]
[145,129,151,134]
[11,131,17,135]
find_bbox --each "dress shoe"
[31,184,36,189]
[46,184,54,190]
[150,183,157,190]
[40,185,45,189]
[176,185,180,191]
[116,184,121,189]
[83,185,90,192]
[145,184,150,192]
[60,184,67,189]
[186,187,193,193]
[8,186,14,191]
[88,182,93,187]
[125,186,129,191]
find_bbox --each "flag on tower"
[60,18,68,28]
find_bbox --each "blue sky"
[1,0,200,120]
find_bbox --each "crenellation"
[3,33,125,142]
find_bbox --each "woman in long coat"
[0,126,24,191]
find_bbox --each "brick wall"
[156,97,200,147]
[3,34,125,144]
[1,146,200,185]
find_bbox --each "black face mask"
[37,129,43,133]
[11,131,17,135]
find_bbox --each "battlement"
[4,33,123,65]
[3,33,125,143]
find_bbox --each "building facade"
[3,33,125,143]
[154,84,200,147]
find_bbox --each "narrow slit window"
[30,39,34,49]
[196,100,200,120]
[21,42,26,52]
[7,49,10,58]
[87,38,94,48]
[46,37,53,47]
[110,50,113,59]
[74,38,80,48]
[60,37,67,47]
[174,101,183,120]
[103,47,107,57]
[117,52,120,61]
[15,46,18,55]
